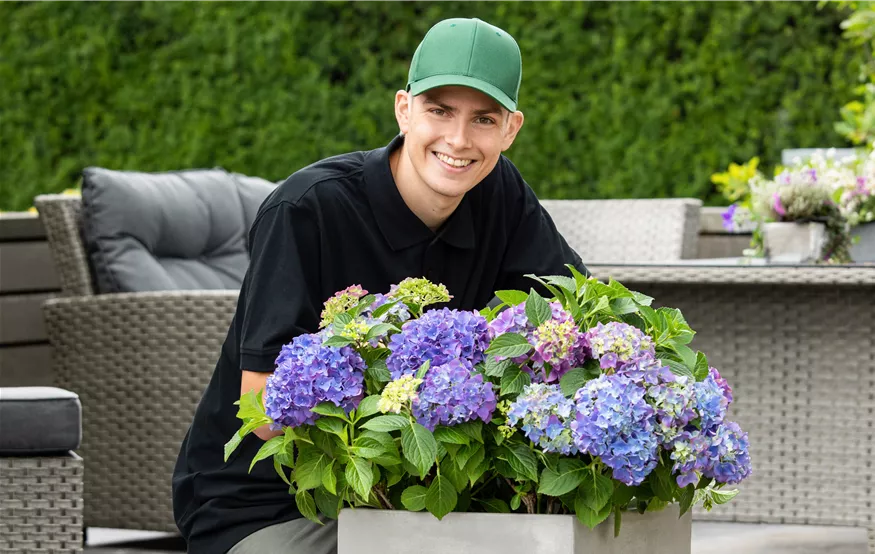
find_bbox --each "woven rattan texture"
[539,199,702,262]
[633,283,875,551]
[33,196,94,297]
[589,263,875,286]
[42,291,238,531]
[0,455,83,553]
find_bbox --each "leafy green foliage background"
[0,1,862,210]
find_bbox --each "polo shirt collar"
[363,134,475,251]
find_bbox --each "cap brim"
[409,74,516,112]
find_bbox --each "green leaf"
[372,300,400,319]
[284,425,312,446]
[710,488,739,505]
[354,395,381,420]
[321,460,337,495]
[311,402,348,419]
[500,365,532,396]
[651,463,675,502]
[366,361,391,383]
[295,445,332,491]
[609,297,638,316]
[323,335,353,348]
[694,352,710,381]
[401,485,428,511]
[484,356,512,378]
[500,443,539,482]
[353,294,377,316]
[316,417,346,437]
[234,390,268,420]
[295,489,322,525]
[314,487,340,519]
[361,414,409,432]
[365,323,396,341]
[496,290,529,306]
[578,470,613,512]
[668,341,697,372]
[345,457,374,500]
[545,275,578,295]
[478,498,511,513]
[523,274,564,301]
[486,333,533,358]
[679,484,696,517]
[613,483,635,507]
[660,357,695,380]
[538,459,587,496]
[401,422,438,478]
[574,490,612,529]
[352,436,386,459]
[248,435,284,472]
[434,426,470,445]
[585,295,611,318]
[334,312,354,327]
[425,475,458,520]
[559,367,593,398]
[274,456,291,486]
[467,455,490,487]
[415,360,431,380]
[525,288,552,327]
[510,494,521,511]
[614,505,623,538]
[454,421,484,444]
[359,430,400,465]
[566,264,590,292]
[441,457,469,493]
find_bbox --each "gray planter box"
[337,507,691,554]
[850,221,875,262]
[763,221,826,263]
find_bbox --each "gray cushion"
[81,167,277,293]
[0,387,81,454]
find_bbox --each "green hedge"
[0,1,863,210]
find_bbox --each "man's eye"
[476,117,495,125]
[430,108,446,116]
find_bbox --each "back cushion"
[81,167,277,293]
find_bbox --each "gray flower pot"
[337,507,692,554]
[850,221,875,262]
[763,221,827,263]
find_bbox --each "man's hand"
[241,370,283,441]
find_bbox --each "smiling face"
[391,86,524,221]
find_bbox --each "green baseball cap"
[407,18,522,112]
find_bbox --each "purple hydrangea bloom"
[364,293,411,324]
[488,302,589,383]
[668,429,712,487]
[571,374,659,486]
[411,359,496,431]
[694,368,733,431]
[386,308,489,380]
[507,383,577,455]
[721,204,738,232]
[265,333,366,429]
[702,421,752,484]
[584,322,655,371]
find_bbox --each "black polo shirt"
[172,134,588,553]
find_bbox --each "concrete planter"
[763,221,826,263]
[337,507,691,554]
[850,221,875,262]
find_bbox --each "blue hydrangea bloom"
[386,308,489,380]
[702,421,752,485]
[507,383,577,455]
[264,332,366,429]
[571,374,659,486]
[694,367,733,431]
[364,293,411,325]
[411,359,496,431]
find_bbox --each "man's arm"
[241,369,283,441]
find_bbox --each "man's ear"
[501,110,525,151]
[394,90,412,136]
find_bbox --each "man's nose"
[444,119,472,151]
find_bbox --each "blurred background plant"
[0,2,865,211]
[834,1,875,145]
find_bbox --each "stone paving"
[84,522,870,554]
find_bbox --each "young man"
[172,17,587,553]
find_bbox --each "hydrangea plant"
[227,268,751,536]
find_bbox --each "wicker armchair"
[539,198,702,262]
[34,194,238,532]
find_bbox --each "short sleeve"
[497,186,590,294]
[239,201,322,371]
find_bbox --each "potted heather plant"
[226,273,752,554]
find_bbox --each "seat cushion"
[0,387,81,454]
[81,167,277,293]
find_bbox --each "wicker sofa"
[34,168,277,532]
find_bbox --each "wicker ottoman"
[0,387,84,553]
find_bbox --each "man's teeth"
[435,152,473,167]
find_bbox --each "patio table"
[586,260,875,553]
